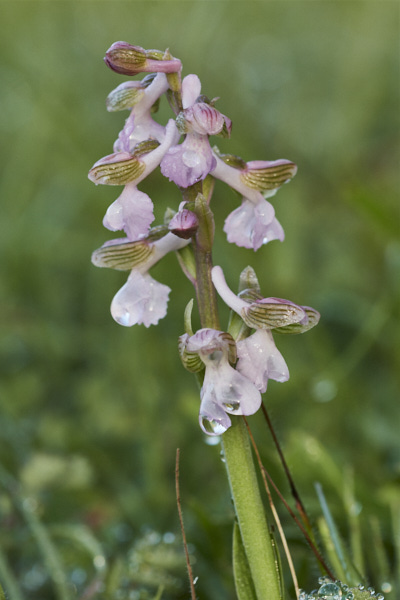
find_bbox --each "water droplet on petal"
[318,583,342,600]
[114,311,131,326]
[200,415,229,435]
[223,400,241,413]
[182,150,201,168]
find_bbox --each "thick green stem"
[222,417,282,600]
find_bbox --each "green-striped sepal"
[91,239,155,271]
[240,160,297,193]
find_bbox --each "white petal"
[237,329,289,393]
[182,74,201,109]
[111,271,170,327]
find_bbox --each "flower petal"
[236,329,289,393]
[199,398,231,436]
[240,160,297,196]
[242,297,307,330]
[91,238,154,271]
[272,305,321,334]
[103,184,155,241]
[160,133,216,188]
[189,103,225,136]
[182,74,201,109]
[88,152,145,186]
[111,271,170,327]
[223,197,279,251]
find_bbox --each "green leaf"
[316,482,362,586]
[233,522,257,600]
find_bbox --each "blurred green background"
[0,2,399,599]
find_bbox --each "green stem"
[222,417,282,600]
[190,185,282,599]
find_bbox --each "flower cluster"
[89,42,320,435]
[179,266,319,435]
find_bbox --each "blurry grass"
[0,1,399,598]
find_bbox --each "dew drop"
[200,416,229,435]
[204,435,221,446]
[344,593,354,600]
[376,595,384,600]
[223,401,240,413]
[318,582,342,600]
[182,150,201,168]
[114,310,131,327]
[381,583,391,593]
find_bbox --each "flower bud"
[104,42,181,76]
[168,208,199,239]
[238,266,261,294]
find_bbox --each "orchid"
[89,43,324,598]
[211,265,320,392]
[92,232,190,327]
[211,153,297,250]
[160,74,231,188]
[180,329,261,435]
[89,119,179,240]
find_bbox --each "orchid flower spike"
[92,231,190,327]
[160,74,232,188]
[211,265,320,392]
[211,152,297,250]
[179,328,261,435]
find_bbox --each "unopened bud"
[238,266,261,293]
[168,208,199,239]
[104,42,182,76]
